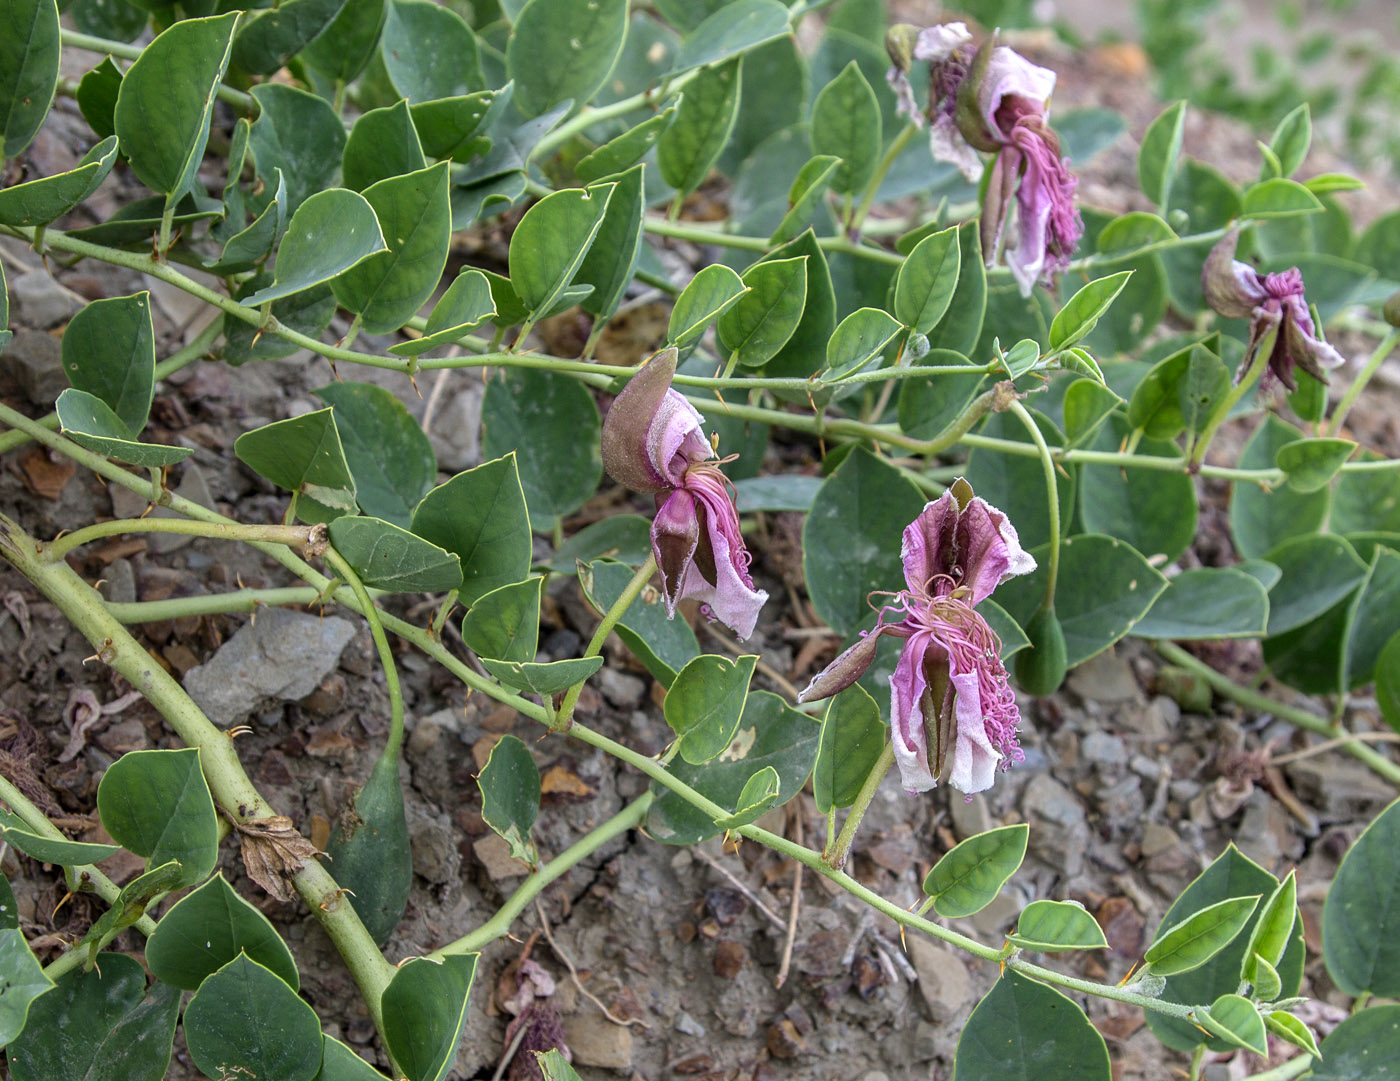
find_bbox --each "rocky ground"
[3,15,1400,1081]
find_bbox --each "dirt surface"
[3,20,1400,1081]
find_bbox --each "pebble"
[948,790,992,840]
[561,1014,633,1070]
[1,329,66,405]
[712,939,745,979]
[183,608,357,725]
[1082,730,1128,768]
[98,558,137,605]
[1285,758,1394,818]
[10,271,83,329]
[148,464,218,553]
[1020,774,1090,877]
[1066,651,1143,704]
[905,937,972,1023]
[674,1011,707,1037]
[471,833,529,880]
[595,666,645,709]
[427,385,483,472]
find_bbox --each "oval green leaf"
[326,751,412,946]
[894,226,960,334]
[813,683,886,814]
[478,734,540,866]
[666,654,757,765]
[243,188,387,308]
[922,823,1029,919]
[184,955,323,1081]
[1200,994,1268,1056]
[96,746,218,887]
[461,577,542,664]
[1009,899,1110,952]
[1323,796,1400,998]
[382,954,479,1081]
[507,0,627,117]
[1,0,59,159]
[508,183,615,321]
[329,516,463,593]
[234,408,358,525]
[146,873,299,991]
[0,135,119,228]
[381,0,483,102]
[955,972,1111,1081]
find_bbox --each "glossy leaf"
[388,268,496,356]
[0,929,50,1044]
[145,873,298,991]
[184,955,323,1081]
[669,0,790,74]
[668,263,748,348]
[381,955,478,1081]
[1240,870,1297,987]
[1132,567,1270,640]
[461,577,541,663]
[410,89,501,163]
[234,408,358,524]
[1138,100,1186,210]
[382,0,483,102]
[508,183,614,321]
[575,163,646,322]
[0,135,118,227]
[478,734,540,865]
[320,1036,393,1081]
[114,12,238,204]
[578,560,699,685]
[205,169,286,274]
[1145,895,1261,976]
[1241,177,1323,218]
[712,766,781,829]
[666,654,758,765]
[60,291,155,434]
[1277,437,1356,493]
[1200,995,1267,1056]
[923,824,1029,918]
[248,83,347,214]
[76,57,121,142]
[824,308,902,379]
[96,747,218,887]
[802,447,925,636]
[658,58,742,197]
[926,223,987,355]
[717,254,807,368]
[578,107,677,184]
[326,751,412,946]
[507,0,627,117]
[1,0,60,158]
[301,0,385,83]
[770,154,839,246]
[751,230,834,380]
[813,683,885,814]
[955,972,1111,1081]
[1310,1007,1400,1081]
[1230,415,1331,559]
[56,390,191,469]
[648,691,818,845]
[1009,900,1110,952]
[243,188,387,308]
[7,953,178,1081]
[343,99,427,193]
[329,517,462,593]
[810,60,880,195]
[1264,1012,1321,1059]
[480,656,603,695]
[1324,797,1400,997]
[0,807,118,866]
[1048,271,1133,351]
[894,226,960,335]
[1263,534,1367,635]
[234,0,350,76]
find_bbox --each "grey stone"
[949,791,993,840]
[99,558,137,605]
[1021,774,1089,877]
[1286,757,1395,818]
[674,1011,707,1037]
[1,328,66,405]
[183,608,357,725]
[1067,651,1143,704]
[561,1015,633,1070]
[905,937,972,1023]
[594,666,645,709]
[1082,730,1128,768]
[149,464,218,553]
[409,806,460,886]
[427,384,483,473]
[969,892,1022,937]
[10,272,82,329]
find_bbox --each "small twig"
[840,910,875,968]
[490,1020,531,1081]
[691,845,786,930]
[774,806,804,989]
[1268,731,1400,765]
[532,898,645,1028]
[873,930,919,981]
[697,620,803,701]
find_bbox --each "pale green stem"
[433,791,654,958]
[1233,1054,1312,1081]
[1155,641,1400,786]
[106,587,334,622]
[323,548,405,762]
[1189,1043,1207,1081]
[644,216,904,267]
[850,121,921,237]
[1008,400,1060,605]
[1188,326,1275,470]
[532,69,700,160]
[59,29,255,112]
[43,519,313,564]
[824,741,895,870]
[1327,329,1399,437]
[555,555,657,731]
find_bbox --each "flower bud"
[1384,288,1400,328]
[885,24,920,72]
[600,347,683,494]
[954,36,1002,153]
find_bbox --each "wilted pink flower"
[601,349,768,640]
[886,23,1081,296]
[1202,224,1345,391]
[798,480,1035,795]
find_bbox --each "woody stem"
[823,741,896,870]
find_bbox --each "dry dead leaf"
[235,815,320,902]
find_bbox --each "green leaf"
[480,656,603,695]
[79,861,183,962]
[648,691,818,845]
[114,12,239,205]
[1079,419,1197,564]
[478,734,540,865]
[329,517,462,593]
[326,751,411,946]
[382,0,483,102]
[813,684,885,814]
[1146,846,1305,1052]
[1270,103,1312,177]
[0,807,119,866]
[1241,177,1323,218]
[1324,797,1400,997]
[507,0,627,117]
[1062,378,1122,448]
[381,955,478,1081]
[0,0,59,158]
[76,56,122,142]
[1276,437,1356,493]
[205,169,286,274]
[897,349,986,442]
[825,308,902,379]
[313,381,437,528]
[769,154,839,246]
[1340,547,1400,690]
[184,955,323,1081]
[1230,415,1332,559]
[669,0,790,74]
[507,183,614,321]
[7,953,177,1081]
[1263,1012,1321,1058]
[668,263,748,349]
[1009,900,1110,952]
[411,455,532,606]
[319,1036,392,1081]
[542,516,652,574]
[575,162,646,322]
[802,447,925,636]
[223,281,337,367]
[1240,869,1297,986]
[894,226,960,335]
[1332,452,1400,535]
[60,291,155,434]
[1096,211,1177,256]
[300,0,385,84]
[713,766,781,829]
[343,99,428,193]
[1177,344,1230,434]
[71,0,147,42]
[658,58,742,198]
[1138,101,1186,210]
[461,577,541,663]
[926,223,987,356]
[1132,567,1270,640]
[249,83,347,214]
[1200,995,1268,1056]
[145,873,298,992]
[810,60,880,195]
[577,107,677,184]
[332,162,452,335]
[751,231,834,381]
[96,747,218,887]
[717,255,807,368]
[1049,271,1133,351]
[234,408,358,524]
[1310,1006,1400,1081]
[578,560,699,685]
[65,193,222,249]
[955,972,1111,1081]
[1377,630,1400,733]
[243,188,388,308]
[998,339,1042,380]
[665,654,757,765]
[0,872,14,929]
[1145,895,1261,977]
[1263,533,1367,635]
[55,390,192,469]
[0,135,118,227]
[922,824,1029,919]
[482,368,602,526]
[0,929,51,1044]
[410,89,502,163]
[233,0,350,76]
[964,410,1075,552]
[389,268,496,356]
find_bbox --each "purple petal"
[890,630,941,793]
[648,389,711,487]
[653,488,700,617]
[901,492,960,598]
[602,348,682,492]
[1004,125,1081,295]
[1201,226,1268,320]
[956,496,1037,604]
[976,46,1056,143]
[946,669,1000,794]
[675,469,768,640]
[929,114,984,182]
[912,22,973,63]
[887,67,922,126]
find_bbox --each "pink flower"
[886,24,1082,296]
[798,481,1036,795]
[600,349,768,640]
[1202,225,1346,391]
